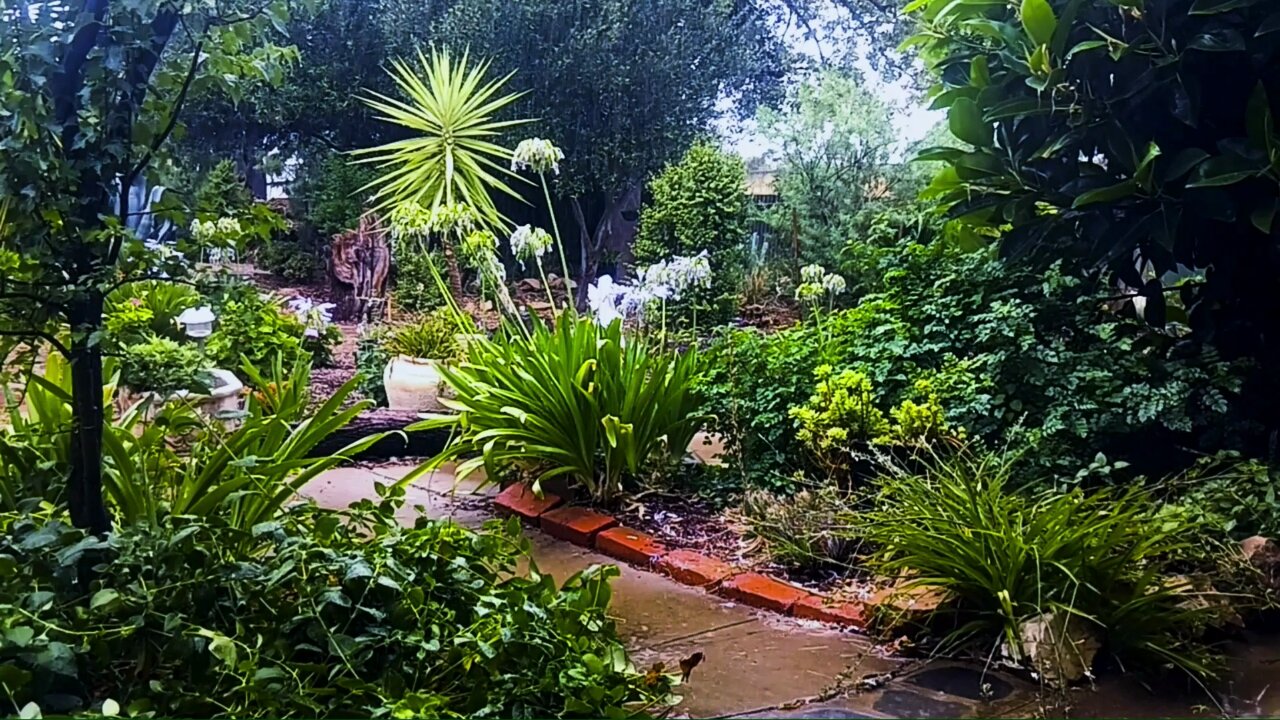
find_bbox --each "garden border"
[493,483,870,629]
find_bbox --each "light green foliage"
[862,450,1232,681]
[384,311,460,360]
[635,142,748,320]
[908,0,1280,454]
[416,315,706,504]
[104,281,201,346]
[740,486,860,570]
[117,336,209,397]
[391,249,448,315]
[700,211,1246,491]
[790,366,887,475]
[0,500,677,718]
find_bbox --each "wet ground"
[301,462,1280,719]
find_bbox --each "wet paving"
[301,463,1280,719]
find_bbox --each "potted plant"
[382,310,461,412]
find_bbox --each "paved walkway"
[300,463,1280,719]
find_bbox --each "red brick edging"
[494,483,868,629]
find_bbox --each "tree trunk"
[442,237,465,300]
[67,293,111,535]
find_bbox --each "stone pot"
[384,355,447,412]
[118,368,245,423]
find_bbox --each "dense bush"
[391,248,448,315]
[0,500,677,718]
[419,315,706,504]
[861,450,1233,681]
[117,335,210,397]
[355,327,392,407]
[634,142,748,322]
[701,215,1247,491]
[205,283,338,377]
[293,153,378,238]
[1167,452,1280,540]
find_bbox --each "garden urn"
[384,355,447,411]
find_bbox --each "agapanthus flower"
[511,138,565,175]
[509,225,554,263]
[795,282,824,301]
[287,296,336,339]
[801,263,826,284]
[587,275,626,326]
[822,273,847,295]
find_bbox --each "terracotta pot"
[384,355,447,411]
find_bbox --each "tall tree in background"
[436,0,789,293]
[0,0,296,532]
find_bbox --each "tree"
[434,0,788,296]
[909,0,1280,456]
[0,0,296,533]
[756,68,902,266]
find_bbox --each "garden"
[2,0,1279,717]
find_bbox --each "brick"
[793,595,868,628]
[656,550,734,586]
[595,527,668,566]
[494,483,562,520]
[717,573,811,614]
[539,506,617,547]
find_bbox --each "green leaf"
[1246,82,1273,155]
[970,56,990,87]
[1065,39,1108,60]
[5,627,34,647]
[1190,0,1261,13]
[1073,180,1138,207]
[102,699,120,718]
[207,633,238,668]
[1250,201,1277,234]
[1021,0,1057,47]
[18,702,41,720]
[1164,148,1210,180]
[1187,29,1245,52]
[1258,11,1280,35]
[1187,155,1265,187]
[948,98,991,147]
[90,588,120,611]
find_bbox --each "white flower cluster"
[190,217,243,245]
[287,296,336,339]
[585,251,712,326]
[796,263,847,302]
[511,138,565,175]
[509,224,553,264]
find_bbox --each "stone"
[870,689,970,719]
[539,506,617,546]
[657,549,735,586]
[1011,611,1101,688]
[595,526,668,566]
[1242,536,1280,594]
[494,483,562,520]
[866,582,951,627]
[717,573,811,614]
[793,595,867,628]
[518,278,543,291]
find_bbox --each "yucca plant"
[412,315,706,504]
[861,449,1231,681]
[101,356,387,530]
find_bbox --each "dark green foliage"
[355,328,392,407]
[118,336,210,397]
[1168,452,1280,539]
[195,160,255,218]
[0,499,677,718]
[294,153,379,238]
[259,233,321,283]
[910,0,1280,454]
[861,450,1232,681]
[385,311,460,360]
[635,143,749,320]
[700,213,1247,490]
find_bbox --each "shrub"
[1167,452,1280,540]
[418,315,706,504]
[391,248,448,315]
[117,335,209,397]
[206,284,308,378]
[861,450,1233,681]
[294,152,379,238]
[701,222,1248,491]
[0,499,678,718]
[355,327,391,407]
[634,142,748,322]
[384,310,460,360]
[259,235,320,282]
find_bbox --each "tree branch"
[124,39,204,189]
[0,328,70,358]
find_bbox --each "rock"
[1241,536,1280,594]
[518,278,543,291]
[1010,612,1101,688]
[866,581,951,628]
[1163,574,1242,627]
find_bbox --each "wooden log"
[309,408,453,461]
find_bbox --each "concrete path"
[300,463,1280,719]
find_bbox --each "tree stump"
[330,212,391,323]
